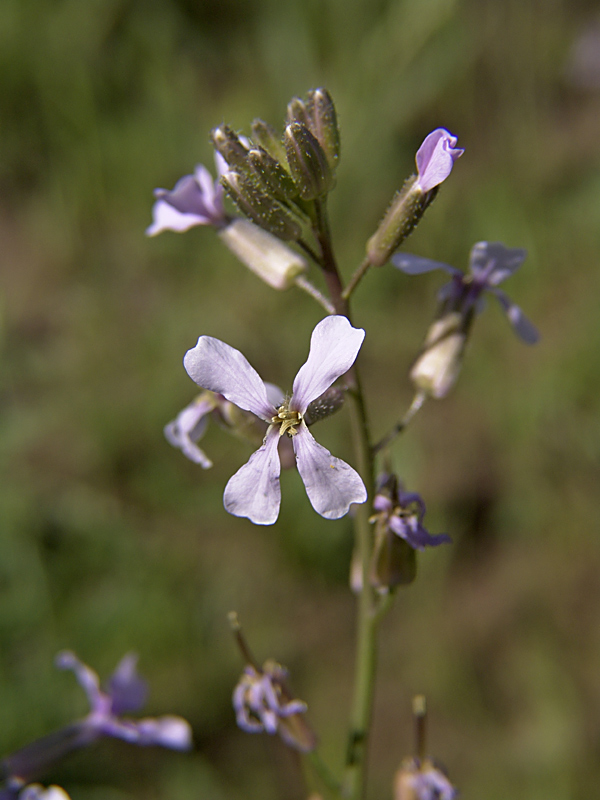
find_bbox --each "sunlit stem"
[294,275,336,314]
[372,391,427,455]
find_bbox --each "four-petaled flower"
[146,154,229,236]
[232,660,316,752]
[183,315,367,525]
[393,241,539,344]
[414,129,464,194]
[55,651,192,750]
[372,481,451,552]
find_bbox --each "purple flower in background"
[146,154,229,235]
[395,759,458,800]
[0,786,71,800]
[393,241,539,344]
[232,660,316,752]
[372,480,451,552]
[183,315,367,525]
[414,129,464,194]
[55,651,192,750]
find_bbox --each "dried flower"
[233,660,316,752]
[372,481,451,552]
[395,759,458,800]
[183,315,367,524]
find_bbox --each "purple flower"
[1,786,71,800]
[395,759,458,800]
[146,155,229,236]
[232,661,316,752]
[183,315,367,525]
[414,129,464,194]
[372,481,451,551]
[55,651,192,750]
[393,241,539,344]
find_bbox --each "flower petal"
[293,427,366,519]
[164,395,215,467]
[134,716,193,750]
[184,337,275,421]
[291,316,365,412]
[391,252,462,277]
[223,428,281,525]
[415,128,463,193]
[106,654,148,715]
[389,516,451,550]
[146,198,211,236]
[55,652,104,713]
[469,241,527,285]
[489,288,540,344]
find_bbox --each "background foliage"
[2,1,600,798]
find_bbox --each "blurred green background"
[1,0,600,798]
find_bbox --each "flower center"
[272,404,303,437]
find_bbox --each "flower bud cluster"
[212,88,340,242]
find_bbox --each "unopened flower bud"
[211,125,250,171]
[251,119,288,167]
[304,386,345,426]
[366,177,436,267]
[286,96,312,129]
[248,148,299,201]
[219,218,307,290]
[306,88,340,171]
[284,122,334,200]
[410,311,470,399]
[221,170,302,241]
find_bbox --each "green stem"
[311,197,392,800]
[306,750,345,798]
[294,275,336,314]
[342,256,373,301]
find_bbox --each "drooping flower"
[414,129,464,194]
[393,241,539,398]
[146,155,229,235]
[54,651,192,750]
[232,660,316,752]
[183,315,367,524]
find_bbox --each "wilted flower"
[372,477,451,552]
[232,660,316,752]
[146,155,229,235]
[55,651,192,750]
[367,129,463,266]
[395,758,458,800]
[393,241,539,398]
[414,129,464,194]
[183,315,367,525]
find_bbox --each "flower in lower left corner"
[183,315,367,525]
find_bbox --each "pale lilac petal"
[184,337,275,421]
[293,427,366,519]
[146,198,210,236]
[55,652,104,713]
[392,252,461,277]
[415,128,463,193]
[134,716,193,750]
[164,395,215,467]
[264,382,285,408]
[373,494,393,513]
[469,241,526,284]
[223,428,281,524]
[291,316,365,412]
[489,288,540,344]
